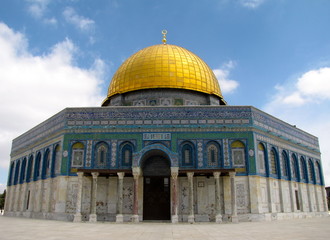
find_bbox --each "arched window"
[315,161,322,184]
[207,142,220,167]
[8,162,15,186]
[281,151,289,177]
[257,143,266,173]
[26,155,33,182]
[308,159,315,183]
[34,153,42,180]
[291,154,299,180]
[42,149,51,179]
[95,142,108,168]
[53,145,61,176]
[20,158,27,183]
[14,161,20,185]
[231,141,245,167]
[270,149,278,175]
[71,142,85,167]
[121,142,133,167]
[181,142,194,167]
[300,157,307,181]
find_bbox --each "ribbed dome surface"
[103,44,223,105]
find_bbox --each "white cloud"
[239,0,265,9]
[43,17,58,26]
[25,0,50,18]
[25,0,58,26]
[264,67,330,186]
[268,67,330,107]
[0,22,106,186]
[296,67,330,99]
[63,7,95,32]
[213,61,239,93]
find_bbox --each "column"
[116,172,125,223]
[321,185,328,212]
[132,167,141,222]
[229,172,238,223]
[47,178,53,214]
[314,184,320,212]
[187,172,194,223]
[89,172,99,222]
[307,183,313,212]
[38,180,44,212]
[278,179,285,212]
[298,183,305,212]
[73,172,84,222]
[289,181,295,212]
[16,184,22,213]
[214,172,222,223]
[171,167,179,223]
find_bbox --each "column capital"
[132,167,141,179]
[229,172,236,178]
[171,167,179,179]
[77,172,84,178]
[187,172,194,179]
[117,172,125,179]
[213,172,221,179]
[91,172,99,178]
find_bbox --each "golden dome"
[102,44,224,105]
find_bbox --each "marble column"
[214,172,222,223]
[132,167,141,222]
[171,167,179,223]
[116,172,125,223]
[229,172,238,223]
[187,172,195,223]
[73,172,84,222]
[89,172,99,222]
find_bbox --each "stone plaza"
[1,215,330,240]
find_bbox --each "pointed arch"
[14,160,20,185]
[20,158,27,183]
[308,159,315,184]
[26,155,34,182]
[34,152,42,181]
[53,145,61,176]
[257,143,266,174]
[42,148,51,179]
[300,156,307,182]
[206,141,221,167]
[270,148,279,176]
[290,153,299,181]
[180,141,195,167]
[120,141,134,167]
[94,141,109,168]
[281,150,289,178]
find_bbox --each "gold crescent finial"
[162,30,167,44]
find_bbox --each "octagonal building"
[4,36,328,223]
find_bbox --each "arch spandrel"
[133,143,178,167]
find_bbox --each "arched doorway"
[141,150,171,220]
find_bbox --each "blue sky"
[1,0,330,192]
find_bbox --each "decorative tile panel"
[111,140,117,167]
[223,139,230,167]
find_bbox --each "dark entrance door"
[142,154,171,220]
[143,176,170,220]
